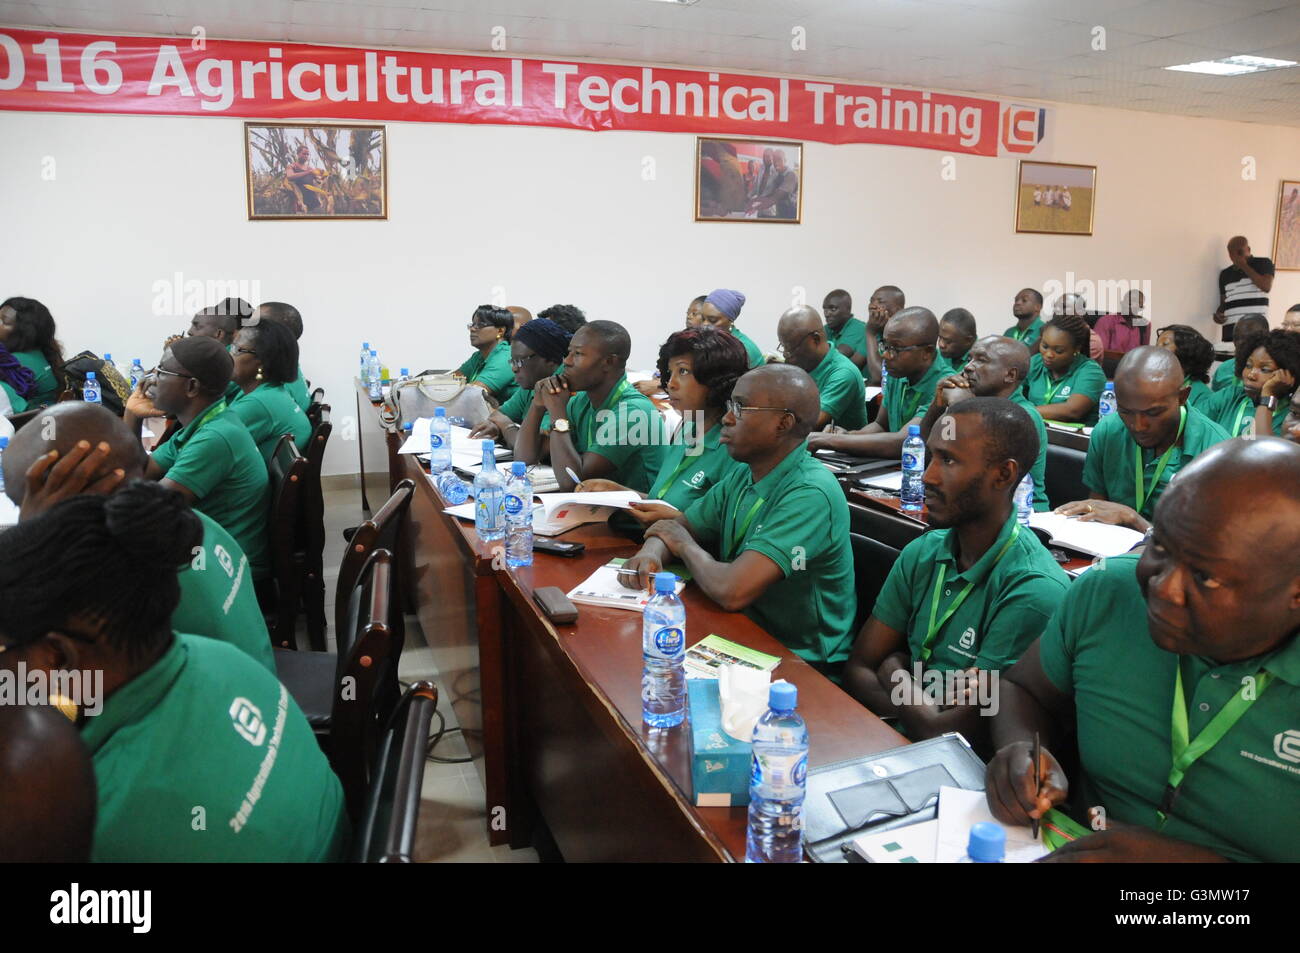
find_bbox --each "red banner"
[0,28,1049,157]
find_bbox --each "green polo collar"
[937,508,1020,587]
[168,399,228,450]
[80,634,184,754]
[743,439,811,497]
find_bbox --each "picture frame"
[244,122,387,220]
[1272,179,1300,271]
[695,137,802,224]
[1014,160,1096,236]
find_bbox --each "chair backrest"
[350,680,437,863]
[850,532,901,634]
[331,548,406,822]
[267,434,307,639]
[6,408,40,431]
[1044,443,1088,510]
[306,387,326,428]
[336,479,415,636]
[303,405,332,563]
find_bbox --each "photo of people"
[1015,160,1095,236]
[696,137,802,223]
[245,123,387,220]
[1273,180,1300,270]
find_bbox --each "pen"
[565,466,582,487]
[1031,731,1041,840]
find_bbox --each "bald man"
[507,305,533,336]
[863,285,905,385]
[823,289,870,374]
[985,438,1300,862]
[807,307,952,459]
[2,403,276,671]
[0,703,96,862]
[921,336,1049,511]
[1215,235,1274,342]
[1057,346,1229,533]
[622,364,857,673]
[776,306,867,430]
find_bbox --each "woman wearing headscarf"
[467,317,572,450]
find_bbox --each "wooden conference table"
[355,383,906,862]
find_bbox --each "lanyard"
[1134,406,1186,517]
[1011,322,1035,343]
[724,494,766,559]
[1042,370,1070,405]
[917,524,1020,662]
[651,450,693,501]
[584,377,629,446]
[1159,661,1273,826]
[1231,396,1251,437]
[180,400,226,445]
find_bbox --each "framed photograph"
[695,137,802,223]
[1272,179,1300,270]
[1014,160,1096,236]
[245,122,387,220]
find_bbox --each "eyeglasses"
[879,343,927,358]
[777,329,819,356]
[467,321,494,331]
[152,365,194,381]
[229,345,257,357]
[509,354,539,369]
[725,399,793,421]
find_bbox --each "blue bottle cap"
[434,407,446,417]
[0,436,8,449]
[86,371,96,380]
[400,367,409,376]
[403,422,413,431]
[967,822,1006,862]
[511,461,526,476]
[769,680,797,711]
[652,571,677,593]
[907,424,920,436]
[104,353,112,360]
[363,342,370,348]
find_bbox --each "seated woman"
[1023,313,1107,426]
[1155,323,1215,414]
[577,326,748,527]
[226,318,312,463]
[455,304,518,404]
[467,317,571,451]
[1206,328,1300,437]
[0,296,64,408]
[0,481,348,862]
[0,344,34,414]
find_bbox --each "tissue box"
[688,679,753,807]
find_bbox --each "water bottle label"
[751,751,807,798]
[653,625,684,656]
[902,452,919,469]
[504,493,525,515]
[430,434,444,448]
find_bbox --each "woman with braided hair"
[1023,311,1107,425]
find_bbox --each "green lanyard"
[917,524,1020,662]
[724,494,766,560]
[1042,371,1070,405]
[1159,661,1273,826]
[180,400,227,445]
[1231,396,1252,437]
[1010,323,1035,343]
[1134,406,1186,517]
[584,377,629,447]
[651,450,692,502]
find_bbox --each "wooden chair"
[267,433,308,647]
[306,387,327,429]
[301,405,333,651]
[350,680,437,863]
[336,480,414,637]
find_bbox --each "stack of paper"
[398,419,508,467]
[566,559,685,611]
[1028,511,1144,558]
[533,491,663,536]
[859,469,904,491]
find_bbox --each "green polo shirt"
[1004,318,1044,351]
[883,354,952,431]
[288,365,312,412]
[82,633,348,862]
[730,327,765,369]
[458,339,518,403]
[1083,407,1229,517]
[1186,378,1214,415]
[826,317,870,376]
[873,510,1069,673]
[1009,392,1050,512]
[948,351,971,375]
[1039,555,1300,863]
[151,401,271,580]
[565,377,667,493]
[13,349,59,406]
[1,380,26,414]
[499,369,558,431]
[1204,384,1288,437]
[1024,353,1107,426]
[684,440,856,668]
[808,346,868,430]
[174,511,277,674]
[648,421,742,512]
[226,382,312,463]
[1211,360,1237,392]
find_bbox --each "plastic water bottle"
[429,407,453,472]
[900,423,924,511]
[473,440,506,541]
[504,461,533,568]
[960,822,1006,863]
[641,571,686,728]
[359,342,371,383]
[129,358,145,391]
[0,436,7,495]
[367,350,382,401]
[1098,383,1116,420]
[1015,474,1034,524]
[82,371,101,405]
[745,680,809,863]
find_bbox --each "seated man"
[863,285,905,385]
[1211,312,1268,392]
[697,289,764,368]
[519,320,667,493]
[1058,347,1229,533]
[621,364,856,673]
[3,402,276,673]
[256,301,311,412]
[124,337,271,581]
[185,298,251,403]
[776,305,867,430]
[921,336,1048,511]
[938,308,978,373]
[1004,288,1045,350]
[983,438,1300,862]
[806,307,952,458]
[843,398,1068,747]
[823,288,869,374]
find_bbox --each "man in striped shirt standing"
[1215,235,1274,342]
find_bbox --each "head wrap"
[705,289,745,322]
[171,336,234,395]
[0,344,35,399]
[513,318,571,364]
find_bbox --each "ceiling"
[3,0,1300,126]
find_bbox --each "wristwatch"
[1263,395,1279,411]
[552,418,571,433]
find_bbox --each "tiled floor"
[321,481,539,863]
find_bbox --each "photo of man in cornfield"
[246,124,386,218]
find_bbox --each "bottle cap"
[481,439,495,454]
[511,461,526,476]
[434,407,446,417]
[966,822,1006,862]
[769,680,797,711]
[652,571,677,594]
[104,353,112,360]
[907,424,921,436]
[403,422,413,431]
[370,350,377,356]
[86,371,96,380]
[363,342,370,348]
[0,436,8,449]
[400,368,409,376]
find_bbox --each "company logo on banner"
[0,28,1051,157]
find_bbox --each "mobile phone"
[533,537,585,557]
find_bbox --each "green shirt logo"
[230,697,267,746]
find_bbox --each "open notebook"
[1028,511,1144,558]
[442,490,667,536]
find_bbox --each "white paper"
[566,562,684,611]
[934,786,1047,863]
[398,418,507,459]
[851,819,939,864]
[719,664,771,743]
[864,386,883,402]
[1028,511,1144,558]
[860,469,904,491]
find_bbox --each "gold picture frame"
[695,137,802,224]
[245,122,387,220]
[1014,160,1096,236]
[1272,179,1300,270]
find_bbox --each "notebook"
[1028,511,1144,558]
[566,559,685,611]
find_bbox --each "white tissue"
[719,663,772,743]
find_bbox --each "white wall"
[2,94,1298,475]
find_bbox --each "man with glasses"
[776,305,867,430]
[807,307,952,459]
[620,364,857,674]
